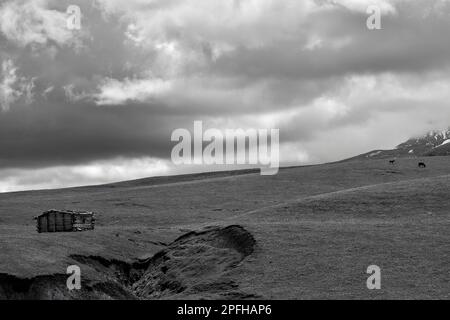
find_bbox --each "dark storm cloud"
[0,90,185,168]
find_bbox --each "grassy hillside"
[0,157,449,299]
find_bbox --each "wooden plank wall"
[37,212,95,233]
[73,214,95,231]
[37,215,48,233]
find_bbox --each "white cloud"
[95,77,173,105]
[0,157,170,193]
[0,0,82,48]
[93,0,321,74]
[0,59,34,111]
[63,84,91,102]
[330,0,397,14]
[42,85,54,98]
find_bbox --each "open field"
[1,157,449,299]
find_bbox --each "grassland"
[0,157,449,299]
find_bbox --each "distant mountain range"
[348,128,450,161]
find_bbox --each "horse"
[389,159,396,165]
[418,162,426,168]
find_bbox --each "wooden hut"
[35,210,95,233]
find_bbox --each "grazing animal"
[389,159,396,165]
[418,162,426,168]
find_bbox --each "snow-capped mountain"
[396,129,450,156]
[348,128,450,160]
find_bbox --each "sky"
[1,0,450,192]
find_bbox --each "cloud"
[327,0,397,13]
[2,0,450,191]
[0,157,170,192]
[0,59,34,111]
[0,0,82,48]
[86,0,450,108]
[95,77,173,105]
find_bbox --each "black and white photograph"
[0,0,449,308]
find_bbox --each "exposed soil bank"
[0,225,257,299]
[0,273,134,299]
